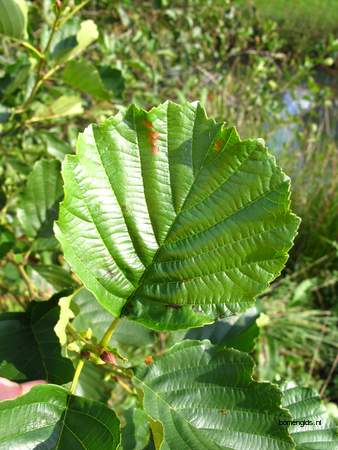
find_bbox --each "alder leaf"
[120,406,152,450]
[54,294,74,346]
[75,361,113,403]
[186,306,259,352]
[55,101,300,331]
[0,0,27,39]
[63,59,110,100]
[134,340,294,449]
[30,95,84,122]
[52,19,98,63]
[63,60,125,100]
[0,225,15,259]
[17,159,63,238]
[42,133,72,161]
[0,384,120,449]
[281,382,338,449]
[28,264,77,295]
[0,297,74,384]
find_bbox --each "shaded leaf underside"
[56,101,299,330]
[0,298,74,384]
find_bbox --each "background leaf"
[62,61,125,101]
[75,361,113,403]
[30,95,84,122]
[42,133,72,161]
[0,297,74,383]
[99,66,125,99]
[63,59,111,100]
[135,340,294,449]
[186,306,259,352]
[72,288,154,348]
[0,0,27,39]
[120,407,152,450]
[17,159,63,239]
[52,19,98,63]
[56,101,299,331]
[0,384,120,449]
[28,264,77,295]
[0,226,15,259]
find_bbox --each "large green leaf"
[17,159,63,238]
[0,384,120,449]
[0,297,74,384]
[55,101,300,330]
[281,382,338,449]
[0,0,27,39]
[134,340,294,449]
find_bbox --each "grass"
[242,0,338,38]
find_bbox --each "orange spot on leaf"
[144,119,152,129]
[144,355,154,365]
[214,139,223,152]
[144,119,160,155]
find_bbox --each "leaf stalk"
[99,317,119,349]
[70,358,85,395]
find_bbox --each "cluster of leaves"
[0,1,337,449]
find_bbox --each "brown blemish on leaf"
[219,409,228,416]
[165,303,182,310]
[144,119,160,155]
[214,138,223,152]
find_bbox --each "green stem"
[69,317,120,394]
[58,0,90,28]
[70,359,85,395]
[20,40,44,59]
[9,254,37,299]
[20,6,62,112]
[17,264,37,298]
[100,318,119,349]
[5,36,44,59]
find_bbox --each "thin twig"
[20,6,62,112]
[320,353,338,397]
[16,264,37,298]
[58,0,90,28]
